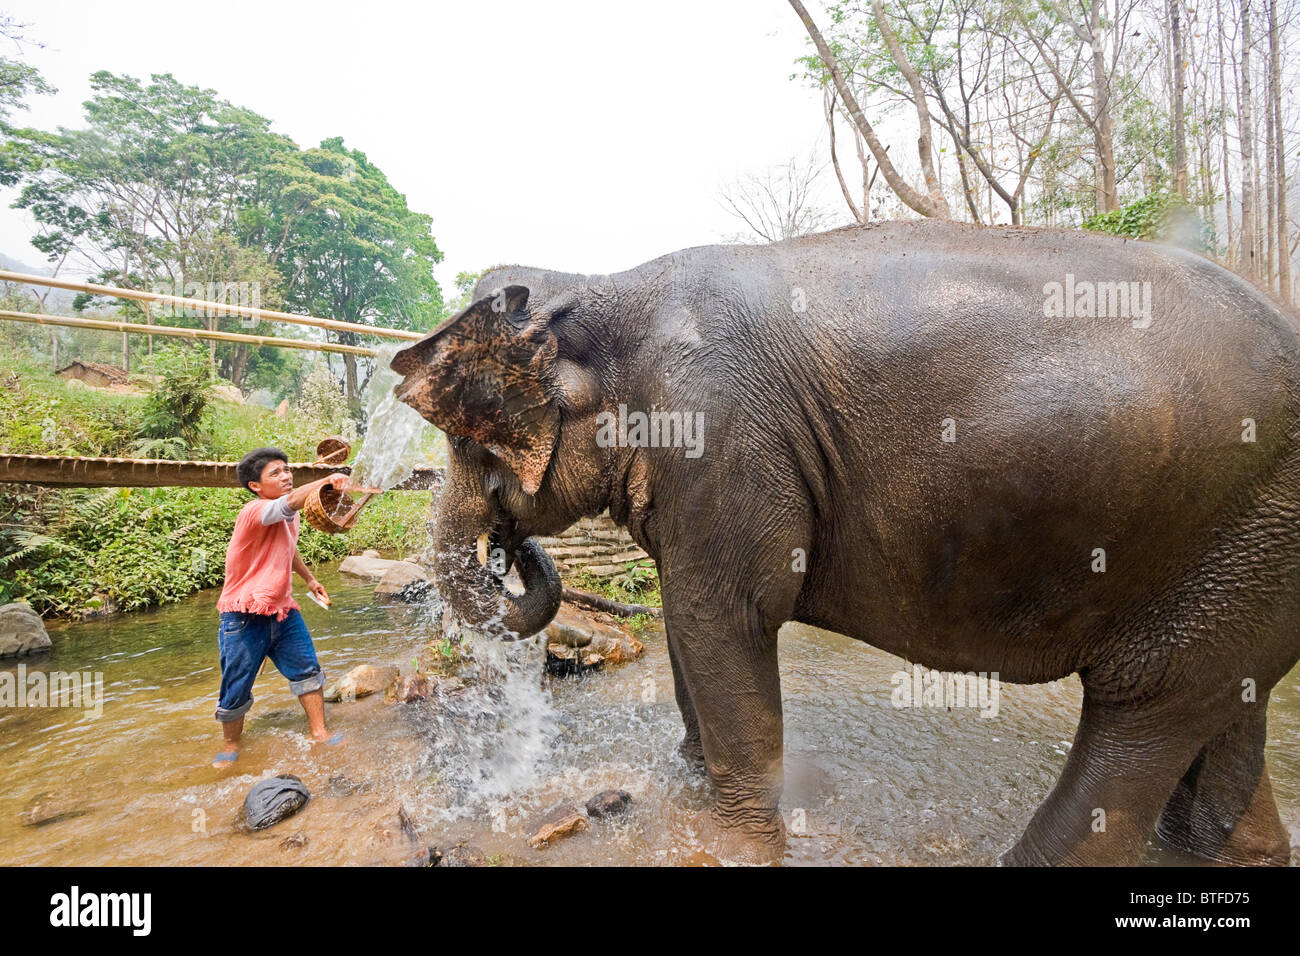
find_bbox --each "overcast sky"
[0,0,838,296]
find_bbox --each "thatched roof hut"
[54,360,130,388]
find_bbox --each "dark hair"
[236,447,289,494]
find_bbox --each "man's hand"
[307,577,330,607]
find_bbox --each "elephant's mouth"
[433,520,562,642]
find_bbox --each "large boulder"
[324,663,400,702]
[0,603,51,658]
[339,555,403,582]
[212,384,243,404]
[374,562,432,602]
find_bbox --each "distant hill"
[0,253,78,312]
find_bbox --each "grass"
[569,559,662,637]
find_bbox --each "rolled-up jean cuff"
[215,697,253,722]
[289,669,325,695]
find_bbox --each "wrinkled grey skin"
[394,220,1300,865]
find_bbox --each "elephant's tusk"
[477,533,489,567]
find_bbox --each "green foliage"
[572,559,662,610]
[0,481,432,616]
[0,46,54,187]
[1082,191,1212,250]
[0,357,433,615]
[0,355,142,456]
[134,344,214,458]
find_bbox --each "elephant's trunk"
[433,528,562,640]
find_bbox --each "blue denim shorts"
[215,608,326,722]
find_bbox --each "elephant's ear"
[391,285,559,495]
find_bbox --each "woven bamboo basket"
[302,483,376,535]
[300,436,378,534]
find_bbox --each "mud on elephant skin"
[392,220,1300,866]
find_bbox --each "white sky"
[0,0,836,296]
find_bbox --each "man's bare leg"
[298,689,331,742]
[214,717,242,768]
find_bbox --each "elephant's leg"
[665,629,706,772]
[1155,698,1290,866]
[665,595,787,864]
[1002,693,1210,866]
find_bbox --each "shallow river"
[2,562,1297,865]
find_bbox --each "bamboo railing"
[0,270,423,341]
[0,309,377,357]
[0,453,444,490]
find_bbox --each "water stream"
[2,566,1296,865]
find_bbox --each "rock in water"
[374,562,433,602]
[527,804,590,848]
[385,673,433,703]
[440,843,488,867]
[244,774,310,830]
[586,789,633,818]
[20,791,87,827]
[338,555,403,582]
[279,832,308,851]
[545,607,595,647]
[0,602,51,658]
[324,663,400,702]
[544,606,644,673]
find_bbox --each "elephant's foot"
[1004,694,1209,866]
[677,735,707,774]
[1155,706,1291,866]
[691,806,786,866]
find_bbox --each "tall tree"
[1241,0,1258,277]
[265,137,444,415]
[788,0,952,218]
[1269,0,1291,301]
[1171,0,1188,197]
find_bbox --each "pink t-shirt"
[216,497,302,620]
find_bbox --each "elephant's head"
[390,273,612,639]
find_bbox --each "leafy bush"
[297,361,356,442]
[133,345,214,459]
[1082,191,1212,250]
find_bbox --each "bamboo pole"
[0,309,377,357]
[0,270,422,341]
[0,453,445,490]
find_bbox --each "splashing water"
[414,633,562,819]
[348,343,442,491]
[344,342,563,818]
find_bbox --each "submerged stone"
[586,789,633,818]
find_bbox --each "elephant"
[390,219,1300,866]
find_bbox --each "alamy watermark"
[1043,274,1153,329]
[890,664,1000,718]
[1,664,104,718]
[595,403,705,458]
[150,280,263,328]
